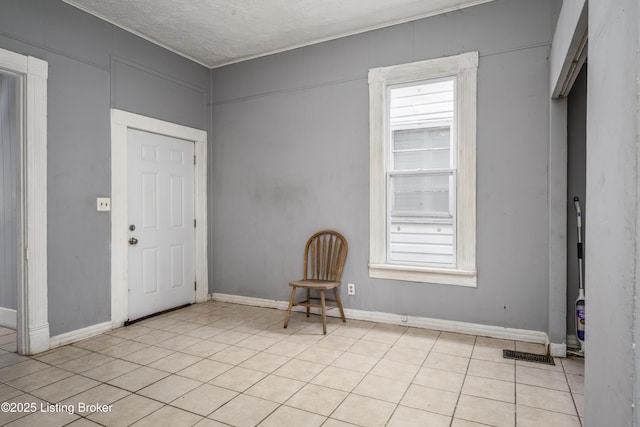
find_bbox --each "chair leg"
[284,287,297,329]
[306,288,311,317]
[334,287,346,322]
[320,289,327,335]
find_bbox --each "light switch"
[97,197,111,211]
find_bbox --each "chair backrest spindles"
[302,230,348,282]
[326,237,334,280]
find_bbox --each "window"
[368,52,478,286]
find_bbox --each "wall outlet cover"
[97,197,111,211]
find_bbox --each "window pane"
[390,174,452,216]
[390,79,454,128]
[393,127,451,170]
[393,127,450,150]
[394,149,450,170]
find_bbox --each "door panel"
[128,129,195,321]
[142,172,158,229]
[170,244,184,288]
[169,175,184,227]
[142,248,158,295]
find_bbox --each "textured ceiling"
[63,0,493,68]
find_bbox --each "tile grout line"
[306,320,391,425]
[0,306,256,425]
[375,326,434,426]
[214,317,374,425]
[83,306,284,425]
[449,334,477,427]
[7,318,415,426]
[0,303,585,427]
[208,315,372,424]
[562,357,585,427]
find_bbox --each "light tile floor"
[0,302,585,426]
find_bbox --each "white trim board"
[0,308,17,330]
[0,47,49,355]
[110,109,208,327]
[210,292,549,345]
[49,321,113,349]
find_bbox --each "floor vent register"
[502,349,555,365]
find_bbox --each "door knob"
[129,237,138,245]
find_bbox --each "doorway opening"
[110,109,208,327]
[0,48,49,355]
[566,64,587,353]
[0,72,19,351]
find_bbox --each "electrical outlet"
[97,197,111,211]
[347,283,355,295]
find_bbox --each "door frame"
[0,47,49,355]
[110,109,208,326]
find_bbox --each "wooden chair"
[284,230,348,334]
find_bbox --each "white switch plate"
[97,197,111,211]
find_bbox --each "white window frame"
[369,51,478,287]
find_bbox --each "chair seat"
[289,280,340,290]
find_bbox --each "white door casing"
[127,129,195,321]
[0,47,49,355]
[111,110,208,327]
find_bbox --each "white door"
[127,128,195,321]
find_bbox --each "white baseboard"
[210,292,549,345]
[49,321,113,349]
[550,342,567,357]
[27,323,51,355]
[0,307,17,329]
[210,293,288,310]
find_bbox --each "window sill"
[368,263,477,287]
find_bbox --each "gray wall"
[0,0,209,336]
[585,0,639,425]
[0,73,18,312]
[210,0,559,332]
[566,65,586,340]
